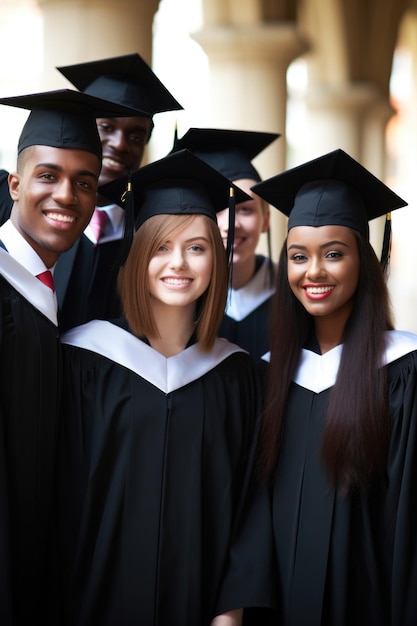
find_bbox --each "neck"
[96,192,111,207]
[314,307,353,354]
[149,302,196,357]
[231,255,256,290]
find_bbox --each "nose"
[53,178,77,205]
[169,246,187,270]
[108,129,129,152]
[306,256,326,280]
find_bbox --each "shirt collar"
[0,219,55,276]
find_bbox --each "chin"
[99,169,123,187]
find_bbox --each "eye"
[98,122,114,133]
[39,172,56,181]
[290,252,307,262]
[325,250,343,259]
[76,179,95,191]
[237,204,253,215]
[189,244,205,252]
[128,133,146,146]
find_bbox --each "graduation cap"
[99,148,251,268]
[57,53,183,117]
[252,148,407,269]
[171,128,280,181]
[0,89,152,159]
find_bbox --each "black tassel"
[226,186,235,287]
[266,226,274,288]
[380,212,391,276]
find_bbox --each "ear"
[8,172,20,201]
[261,207,270,233]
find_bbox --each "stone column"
[38,0,160,84]
[301,83,394,251]
[193,22,308,258]
[37,0,160,164]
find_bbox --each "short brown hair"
[118,213,228,351]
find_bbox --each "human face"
[97,116,152,185]
[216,178,269,268]
[287,225,360,325]
[9,145,100,267]
[148,216,213,314]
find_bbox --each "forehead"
[171,214,211,237]
[97,116,151,133]
[151,214,211,243]
[234,178,266,209]
[287,224,358,247]
[21,144,100,173]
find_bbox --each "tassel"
[172,119,179,149]
[113,171,135,271]
[226,186,235,287]
[266,225,274,288]
[380,212,391,276]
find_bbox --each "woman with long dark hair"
[215,149,417,625]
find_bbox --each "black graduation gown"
[217,330,417,626]
[0,170,12,224]
[0,248,60,625]
[58,320,262,626]
[218,256,276,360]
[54,234,122,332]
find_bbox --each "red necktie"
[90,209,110,244]
[36,270,55,291]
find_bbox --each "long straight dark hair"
[259,230,394,492]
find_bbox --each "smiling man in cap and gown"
[0,88,145,625]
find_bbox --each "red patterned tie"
[90,209,110,244]
[36,270,55,291]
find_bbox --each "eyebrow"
[288,240,350,251]
[185,236,210,242]
[163,235,210,244]
[34,162,99,180]
[99,119,149,132]
[130,126,149,134]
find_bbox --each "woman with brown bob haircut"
[57,150,263,626]
[118,212,227,352]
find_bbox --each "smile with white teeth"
[45,212,75,223]
[163,277,192,285]
[305,285,334,294]
[103,157,125,169]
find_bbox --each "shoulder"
[384,330,417,384]
[210,340,262,382]
[384,330,417,365]
[180,339,252,384]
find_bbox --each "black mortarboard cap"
[252,149,407,270]
[99,148,251,268]
[57,53,183,117]
[171,128,280,181]
[99,148,250,227]
[0,89,153,159]
[252,149,407,234]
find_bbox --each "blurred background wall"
[1,0,416,331]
